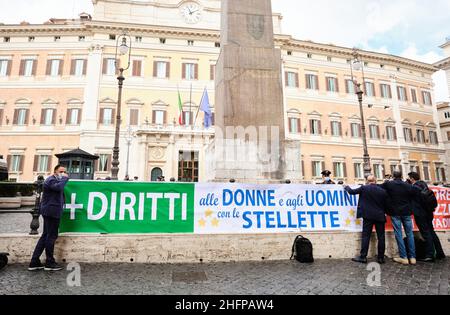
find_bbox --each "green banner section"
[60,181,195,234]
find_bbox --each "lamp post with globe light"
[111,33,132,180]
[350,48,372,179]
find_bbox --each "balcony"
[135,123,215,136]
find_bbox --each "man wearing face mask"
[29,165,69,272]
[321,170,336,185]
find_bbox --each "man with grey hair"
[344,176,389,264]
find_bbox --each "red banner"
[431,187,450,231]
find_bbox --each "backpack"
[421,187,438,213]
[0,253,8,271]
[290,236,314,263]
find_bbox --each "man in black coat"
[407,172,435,262]
[380,171,417,265]
[345,176,389,264]
[29,165,69,272]
[408,172,446,261]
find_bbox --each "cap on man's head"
[321,170,332,176]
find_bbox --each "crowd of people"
[341,171,446,265]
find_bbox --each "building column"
[168,134,176,180]
[81,44,103,131]
[137,134,148,181]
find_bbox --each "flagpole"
[189,83,193,128]
[177,84,181,126]
[194,86,206,127]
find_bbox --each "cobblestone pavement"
[0,259,448,295]
[1,213,449,295]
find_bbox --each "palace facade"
[0,0,447,184]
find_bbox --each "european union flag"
[200,88,212,128]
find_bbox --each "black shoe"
[352,256,368,264]
[418,257,435,263]
[435,255,446,260]
[377,258,386,264]
[28,261,44,271]
[44,262,63,271]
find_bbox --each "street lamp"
[111,33,132,180]
[350,48,372,179]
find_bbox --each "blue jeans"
[391,216,416,259]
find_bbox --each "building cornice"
[0,19,438,73]
[434,57,450,70]
[92,0,220,11]
[0,23,88,34]
[437,102,450,109]
[277,35,437,73]
[440,39,450,49]
[85,20,220,39]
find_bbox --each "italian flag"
[178,89,184,125]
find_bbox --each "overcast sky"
[0,0,448,100]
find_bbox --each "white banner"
[194,184,362,234]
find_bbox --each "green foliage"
[0,183,35,198]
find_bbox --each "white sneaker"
[393,257,409,265]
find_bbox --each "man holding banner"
[408,172,446,261]
[344,176,389,264]
[380,172,417,265]
[29,165,69,272]
[408,172,437,262]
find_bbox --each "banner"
[61,181,195,234]
[194,184,360,234]
[61,181,450,234]
[431,186,450,230]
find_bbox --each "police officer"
[321,170,336,185]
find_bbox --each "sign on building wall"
[61,181,450,234]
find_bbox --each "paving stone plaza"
[1,259,449,295]
[1,213,448,295]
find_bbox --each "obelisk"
[211,0,302,183]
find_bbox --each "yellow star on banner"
[355,219,362,226]
[205,209,213,217]
[211,218,220,227]
[345,218,352,227]
[349,209,356,217]
[198,218,206,228]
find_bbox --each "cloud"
[273,0,449,57]
[0,0,93,24]
[400,44,444,64]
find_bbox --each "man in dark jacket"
[345,176,388,264]
[380,171,417,265]
[29,165,69,272]
[408,172,446,261]
[407,172,435,262]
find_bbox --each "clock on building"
[180,2,203,24]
